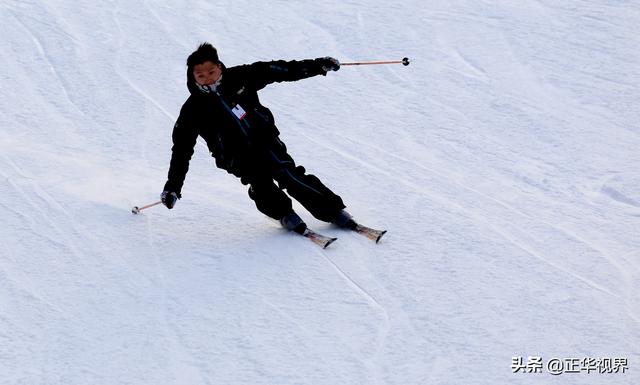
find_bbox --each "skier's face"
[193,61,222,86]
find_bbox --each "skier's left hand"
[161,190,179,209]
[317,57,340,72]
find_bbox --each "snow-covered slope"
[1,1,639,384]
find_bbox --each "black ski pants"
[239,137,345,222]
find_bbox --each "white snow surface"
[1,0,639,384]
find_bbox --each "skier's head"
[186,42,224,93]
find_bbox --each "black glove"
[316,57,340,72]
[161,190,179,209]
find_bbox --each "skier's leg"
[266,143,346,223]
[247,179,308,234]
[246,178,293,220]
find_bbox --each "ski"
[353,224,387,243]
[302,228,337,249]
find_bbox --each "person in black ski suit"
[161,43,357,234]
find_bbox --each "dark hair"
[187,42,219,69]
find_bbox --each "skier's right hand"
[161,190,179,209]
[316,57,340,72]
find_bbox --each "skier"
[161,42,364,237]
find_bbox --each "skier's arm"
[238,57,340,90]
[163,106,198,199]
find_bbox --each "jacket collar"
[194,75,223,94]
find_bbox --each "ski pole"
[341,57,410,66]
[131,200,162,214]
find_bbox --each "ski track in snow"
[9,10,86,120]
[2,0,640,384]
[299,125,635,303]
[317,248,391,385]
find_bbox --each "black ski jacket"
[164,58,330,197]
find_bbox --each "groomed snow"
[1,1,638,384]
